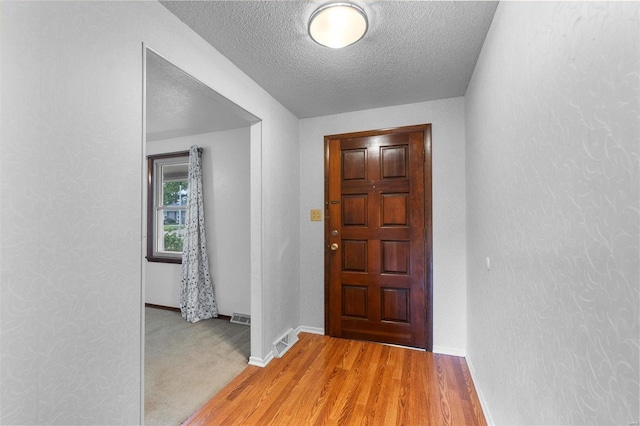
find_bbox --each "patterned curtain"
[180,145,218,323]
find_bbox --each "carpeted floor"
[144,307,250,425]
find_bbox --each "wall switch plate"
[310,209,322,221]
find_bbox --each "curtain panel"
[180,145,218,323]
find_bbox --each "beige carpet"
[144,307,250,425]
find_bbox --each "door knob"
[330,243,339,251]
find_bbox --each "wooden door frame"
[323,124,433,351]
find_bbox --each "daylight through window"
[147,152,189,263]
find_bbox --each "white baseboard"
[295,325,324,335]
[432,345,466,357]
[248,351,274,368]
[465,355,494,426]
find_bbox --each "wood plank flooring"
[183,333,486,426]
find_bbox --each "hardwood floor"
[183,333,486,426]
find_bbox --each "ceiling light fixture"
[308,2,368,49]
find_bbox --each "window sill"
[146,255,182,264]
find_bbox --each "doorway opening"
[142,46,262,423]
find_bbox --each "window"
[147,151,189,263]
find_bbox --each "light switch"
[310,209,322,221]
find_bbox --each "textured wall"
[145,128,251,316]
[1,3,144,423]
[0,1,299,423]
[299,97,467,354]
[465,2,639,425]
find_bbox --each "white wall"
[0,2,299,424]
[299,97,467,354]
[465,2,639,425]
[145,128,251,316]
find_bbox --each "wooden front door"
[325,125,432,350]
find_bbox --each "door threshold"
[381,342,427,352]
[347,337,427,352]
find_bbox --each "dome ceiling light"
[308,2,368,49]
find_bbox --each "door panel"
[325,125,432,349]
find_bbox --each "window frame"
[146,151,190,264]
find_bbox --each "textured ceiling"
[160,0,498,119]
[146,49,258,141]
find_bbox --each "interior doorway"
[324,125,433,350]
[142,46,262,422]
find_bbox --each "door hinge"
[423,228,426,240]
[424,308,427,323]
[423,148,426,162]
